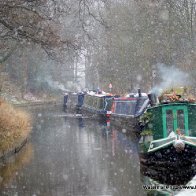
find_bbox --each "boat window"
[85,96,93,107]
[127,101,137,115]
[166,110,174,135]
[92,97,98,108]
[84,96,105,110]
[115,101,136,115]
[121,102,127,114]
[120,102,124,114]
[116,102,122,114]
[177,109,185,131]
[98,98,104,109]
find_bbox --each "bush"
[0,99,31,153]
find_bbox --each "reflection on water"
[0,143,33,188]
[0,106,145,196]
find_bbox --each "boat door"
[162,105,189,137]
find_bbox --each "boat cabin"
[82,93,114,115]
[111,96,149,117]
[146,102,196,140]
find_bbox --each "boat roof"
[147,101,196,110]
[113,97,137,101]
[114,95,148,101]
[125,93,148,97]
[86,91,113,97]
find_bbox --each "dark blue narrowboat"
[110,89,149,128]
[81,91,115,119]
[65,92,85,112]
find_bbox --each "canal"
[0,106,195,196]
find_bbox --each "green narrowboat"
[139,92,196,161]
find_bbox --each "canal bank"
[0,99,31,164]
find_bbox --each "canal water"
[0,106,195,196]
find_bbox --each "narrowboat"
[81,91,116,119]
[64,92,85,112]
[110,89,149,128]
[139,89,196,164]
[141,158,196,186]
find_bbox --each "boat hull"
[140,143,196,167]
[80,106,109,120]
[141,160,196,186]
[110,114,139,128]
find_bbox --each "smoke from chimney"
[151,64,191,95]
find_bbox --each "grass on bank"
[0,99,31,153]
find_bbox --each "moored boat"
[110,89,149,128]
[81,91,116,119]
[139,88,196,164]
[64,92,85,112]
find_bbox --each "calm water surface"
[0,106,195,196]
[0,106,144,196]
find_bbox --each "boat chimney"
[148,93,157,106]
[138,88,142,97]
